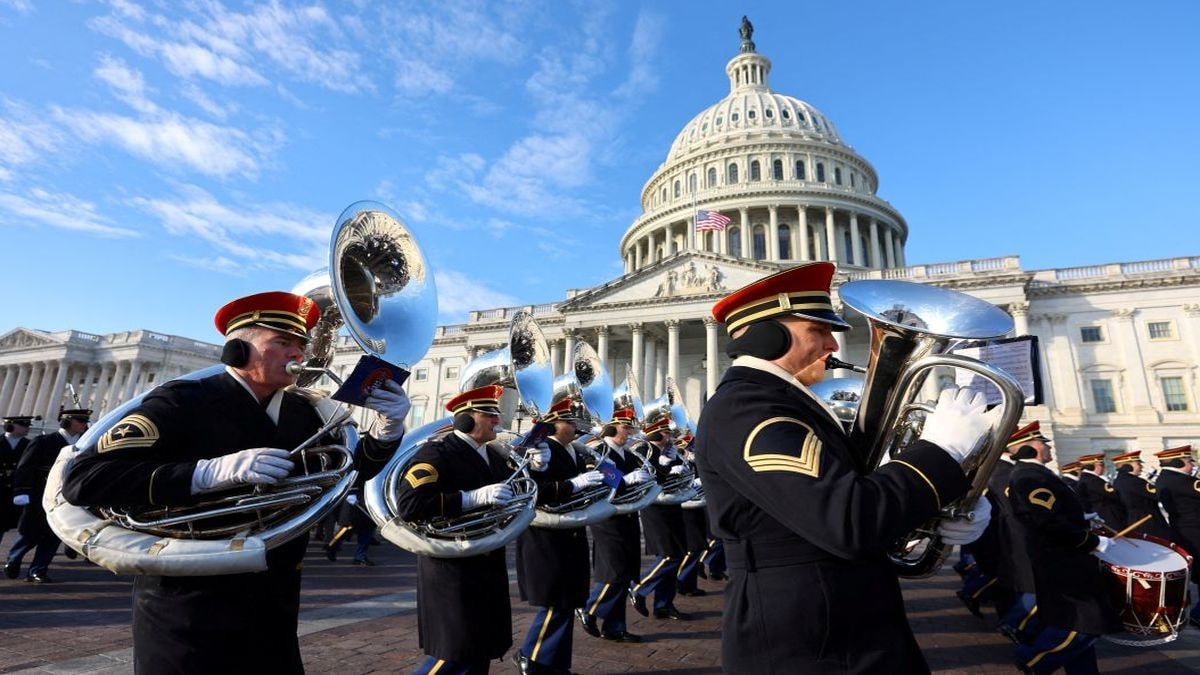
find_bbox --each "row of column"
[0,359,162,421]
[624,205,905,272]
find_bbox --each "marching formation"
[1,203,1194,675]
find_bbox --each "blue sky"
[1,1,1197,342]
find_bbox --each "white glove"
[461,482,514,510]
[690,477,702,490]
[919,387,997,464]
[669,465,686,475]
[527,443,551,472]
[937,497,992,545]
[364,379,410,443]
[623,468,652,485]
[657,450,677,466]
[1094,536,1112,556]
[191,447,294,494]
[12,494,29,507]
[569,470,605,493]
[346,494,359,506]
[1084,512,1102,523]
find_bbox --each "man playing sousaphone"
[394,385,522,674]
[695,262,996,673]
[63,291,411,673]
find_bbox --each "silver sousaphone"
[363,311,552,557]
[45,201,437,576]
[643,377,699,505]
[606,370,663,514]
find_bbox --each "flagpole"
[689,191,697,252]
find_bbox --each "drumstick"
[1110,514,1153,540]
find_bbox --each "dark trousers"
[519,606,575,669]
[702,538,726,577]
[1015,625,1098,674]
[583,581,629,634]
[676,550,702,592]
[632,555,679,610]
[6,531,59,577]
[413,656,489,674]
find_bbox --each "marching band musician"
[577,409,653,644]
[1076,452,1126,529]
[1111,450,1172,540]
[394,385,519,674]
[629,415,691,621]
[1152,445,1200,627]
[512,397,605,675]
[1,415,36,544]
[6,409,89,583]
[1058,461,1084,501]
[1007,431,1121,674]
[63,291,411,674]
[695,262,995,673]
[988,424,1042,641]
[674,432,710,597]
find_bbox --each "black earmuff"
[725,320,792,360]
[220,338,252,368]
[453,412,476,433]
[602,424,618,438]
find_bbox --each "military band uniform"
[8,430,73,581]
[63,371,397,673]
[1,425,31,536]
[1077,470,1126,529]
[1113,468,1172,541]
[1153,449,1200,619]
[697,357,970,673]
[988,456,1039,637]
[514,435,593,672]
[631,437,687,616]
[581,437,644,638]
[676,472,710,596]
[1008,460,1121,674]
[395,431,513,671]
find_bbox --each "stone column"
[0,365,17,414]
[1112,308,1155,421]
[429,357,444,413]
[798,206,810,261]
[644,335,658,400]
[78,364,100,409]
[718,219,728,254]
[849,212,862,267]
[704,317,720,401]
[824,207,837,263]
[122,360,144,402]
[1010,302,1030,336]
[869,218,882,269]
[687,214,696,252]
[666,320,680,383]
[884,227,896,268]
[32,361,58,421]
[563,331,577,376]
[548,340,562,378]
[15,362,41,415]
[630,323,644,391]
[739,208,750,258]
[767,206,779,261]
[896,236,906,267]
[1043,315,1083,420]
[93,363,115,415]
[655,342,667,399]
[47,360,70,419]
[634,241,643,270]
[595,326,610,375]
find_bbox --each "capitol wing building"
[1,29,1197,464]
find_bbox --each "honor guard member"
[1058,461,1084,501]
[674,433,711,596]
[1,415,37,542]
[1076,453,1126,529]
[63,291,410,674]
[577,408,653,644]
[695,262,995,674]
[630,414,691,621]
[395,385,518,674]
[1153,445,1200,626]
[1112,450,1172,540]
[988,423,1044,640]
[512,397,605,675]
[1008,434,1121,674]
[6,409,88,583]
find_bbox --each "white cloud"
[613,10,664,99]
[462,134,591,214]
[94,55,159,114]
[435,269,520,321]
[0,0,33,14]
[0,103,65,171]
[0,187,139,237]
[180,83,235,120]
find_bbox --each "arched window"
[850,173,856,188]
[772,159,783,180]
[795,160,806,180]
[727,163,739,184]
[778,224,792,259]
[688,173,697,193]
[752,225,766,260]
[834,167,842,185]
[816,162,826,183]
[750,160,761,182]
[707,168,717,188]
[728,227,742,257]
[673,180,680,198]
[661,187,668,202]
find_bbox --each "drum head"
[1097,536,1188,573]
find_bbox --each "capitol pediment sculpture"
[653,261,726,298]
[0,329,58,350]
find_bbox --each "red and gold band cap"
[611,407,637,426]
[1077,452,1106,464]
[711,262,850,335]
[447,385,504,415]
[1111,450,1142,465]
[642,416,671,435]
[214,291,319,342]
[1059,461,1081,472]
[541,397,580,424]
[1007,421,1047,448]
[1156,445,1193,461]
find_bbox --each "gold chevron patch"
[1104,483,1115,493]
[742,417,821,478]
[97,414,160,453]
[404,462,439,488]
[1028,487,1056,510]
[1145,483,1157,494]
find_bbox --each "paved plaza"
[3,531,1200,674]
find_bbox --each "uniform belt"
[724,538,833,571]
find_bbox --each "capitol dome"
[620,20,908,275]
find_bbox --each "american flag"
[695,209,731,232]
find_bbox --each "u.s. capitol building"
[0,27,1196,465]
